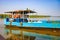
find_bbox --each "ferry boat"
[4,9,60,40]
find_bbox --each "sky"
[0,0,60,16]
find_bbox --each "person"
[14,14,22,18]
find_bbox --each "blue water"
[4,19,60,28]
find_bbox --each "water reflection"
[5,29,60,40]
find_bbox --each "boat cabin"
[5,8,36,22]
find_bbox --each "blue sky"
[0,0,60,16]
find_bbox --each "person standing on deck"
[13,14,22,18]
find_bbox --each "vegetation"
[29,15,50,18]
[0,14,10,18]
[0,14,50,18]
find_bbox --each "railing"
[4,18,60,28]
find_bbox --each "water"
[5,29,60,40]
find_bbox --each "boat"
[4,8,60,40]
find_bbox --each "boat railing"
[6,18,28,22]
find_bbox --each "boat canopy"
[5,9,36,14]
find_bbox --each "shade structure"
[5,9,36,19]
[5,9,36,14]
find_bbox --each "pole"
[10,12,13,26]
[23,11,24,22]
[20,11,24,40]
